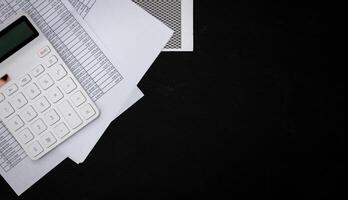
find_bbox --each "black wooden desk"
[0,1,345,199]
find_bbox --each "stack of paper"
[0,0,193,195]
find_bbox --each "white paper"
[0,0,168,194]
[74,0,193,51]
[63,0,173,163]
[0,123,65,195]
[0,88,143,195]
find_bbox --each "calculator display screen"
[0,16,39,63]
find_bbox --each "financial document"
[0,0,134,194]
[71,0,193,51]
[0,88,143,195]
[62,0,173,163]
[0,0,171,195]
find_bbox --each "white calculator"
[0,13,100,160]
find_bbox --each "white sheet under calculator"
[0,14,100,160]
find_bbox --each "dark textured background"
[1,1,346,199]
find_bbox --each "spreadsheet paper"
[0,0,171,195]
[61,0,173,163]
[72,0,193,51]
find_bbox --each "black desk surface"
[1,1,346,199]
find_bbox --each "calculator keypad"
[7,115,24,131]
[44,109,60,126]
[0,93,5,102]
[47,87,64,103]
[32,65,45,77]
[20,106,38,122]
[5,84,18,96]
[18,128,34,144]
[25,83,41,100]
[50,65,67,81]
[11,93,28,109]
[38,46,51,58]
[0,46,99,160]
[41,132,57,148]
[0,102,14,118]
[38,74,54,90]
[45,56,58,68]
[19,74,32,87]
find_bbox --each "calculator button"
[38,46,51,58]
[45,56,58,68]
[5,84,18,96]
[79,104,96,120]
[27,141,44,158]
[34,97,51,113]
[41,132,57,148]
[25,83,41,100]
[47,87,64,103]
[18,74,32,87]
[7,115,24,131]
[58,100,82,129]
[11,92,28,109]
[53,122,70,139]
[44,109,60,126]
[0,102,14,118]
[20,106,38,122]
[30,119,47,135]
[71,91,86,107]
[61,78,76,94]
[50,64,67,81]
[38,74,54,90]
[32,65,45,77]
[18,128,34,144]
[0,93,4,103]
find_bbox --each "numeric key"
[30,119,47,135]
[27,141,43,158]
[7,115,24,131]
[11,92,28,109]
[25,83,41,100]
[41,132,57,148]
[18,128,34,144]
[20,106,38,122]
[0,102,14,119]
[44,109,60,126]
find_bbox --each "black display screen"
[0,16,39,63]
